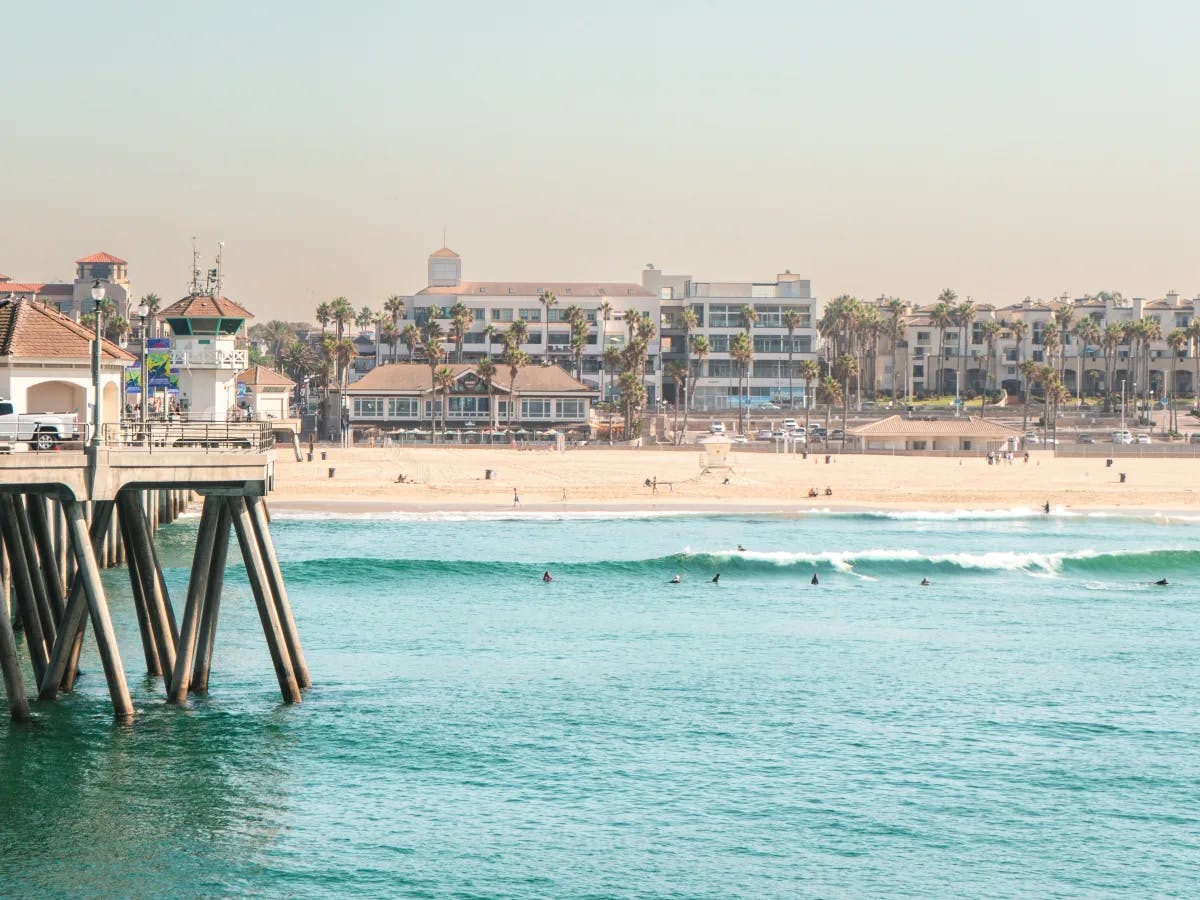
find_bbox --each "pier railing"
[102,420,274,453]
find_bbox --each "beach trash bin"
[1106,458,1113,467]
[321,451,327,461]
[307,451,313,462]
[328,467,336,478]
[485,469,497,480]
[825,455,831,464]
[1119,472,1126,483]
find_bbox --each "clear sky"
[3,0,1197,319]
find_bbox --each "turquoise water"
[2,509,1198,897]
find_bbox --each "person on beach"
[1044,501,1051,514]
[669,574,682,584]
[810,572,819,585]
[711,573,720,584]
[513,489,521,508]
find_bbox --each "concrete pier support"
[168,497,221,703]
[191,502,231,695]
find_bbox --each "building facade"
[160,293,253,419]
[0,251,132,321]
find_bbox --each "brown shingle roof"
[418,281,654,298]
[161,293,254,319]
[76,251,127,264]
[237,365,294,388]
[0,298,134,362]
[851,415,1021,437]
[348,362,595,394]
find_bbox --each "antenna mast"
[190,236,201,294]
[215,242,224,297]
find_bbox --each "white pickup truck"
[0,399,81,450]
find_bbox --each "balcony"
[169,348,248,369]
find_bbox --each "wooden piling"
[191,502,231,694]
[120,492,177,690]
[248,495,310,689]
[117,502,162,675]
[39,501,112,700]
[168,497,220,703]
[228,496,301,704]
[26,495,66,622]
[62,499,134,720]
[0,495,50,684]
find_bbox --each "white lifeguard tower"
[698,435,734,474]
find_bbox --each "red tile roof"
[237,365,294,388]
[851,415,1021,437]
[430,247,460,258]
[0,282,48,294]
[161,293,254,319]
[75,251,128,265]
[0,298,134,362]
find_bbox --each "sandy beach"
[268,445,1200,514]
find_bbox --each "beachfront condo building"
[386,247,823,412]
[869,291,1200,402]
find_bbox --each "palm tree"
[855,303,880,407]
[140,293,162,338]
[502,340,530,426]
[1007,317,1029,393]
[262,320,294,365]
[379,321,400,363]
[730,330,753,436]
[508,317,529,350]
[885,298,907,401]
[565,305,587,380]
[476,356,498,428]
[433,365,455,432]
[539,290,557,364]
[954,299,977,398]
[1167,328,1187,418]
[834,353,858,450]
[449,301,471,364]
[1100,321,1122,411]
[981,319,1002,414]
[355,305,373,334]
[384,295,406,328]
[930,291,957,397]
[1186,319,1200,406]
[602,345,621,405]
[1073,316,1101,400]
[279,339,314,407]
[401,323,421,362]
[817,375,842,436]
[315,301,332,333]
[680,307,699,408]
[690,335,710,423]
[800,359,820,438]
[781,308,804,410]
[665,361,687,443]
[1019,359,1042,437]
[330,297,354,343]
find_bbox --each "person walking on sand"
[513,489,521,508]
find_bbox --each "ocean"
[1,508,1197,897]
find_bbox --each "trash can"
[321,451,328,461]
[485,469,497,480]
[328,467,336,478]
[307,451,314,462]
[825,455,831,464]
[1119,472,1127,483]
[1105,458,1113,467]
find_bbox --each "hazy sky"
[3,0,1197,320]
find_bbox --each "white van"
[709,421,726,434]
[1111,430,1133,444]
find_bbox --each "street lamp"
[90,280,105,447]
[134,298,150,426]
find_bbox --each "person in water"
[921,577,930,586]
[542,571,553,583]
[811,572,819,585]
[711,573,720,584]
[669,574,682,584]
[1154,578,1169,586]
[736,544,746,552]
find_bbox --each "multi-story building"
[644,264,822,409]
[1,251,133,321]
[874,291,1200,400]
[389,247,823,411]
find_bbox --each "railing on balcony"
[169,348,249,369]
[102,420,274,453]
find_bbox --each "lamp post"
[135,298,150,427]
[90,280,105,447]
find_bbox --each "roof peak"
[76,251,128,265]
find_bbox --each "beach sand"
[268,445,1200,514]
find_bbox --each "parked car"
[780,418,799,431]
[1024,431,1040,445]
[1075,433,1095,444]
[0,399,81,450]
[731,435,749,445]
[1190,433,1200,444]
[709,421,726,434]
[1135,433,1152,444]
[755,428,774,440]
[1111,430,1133,444]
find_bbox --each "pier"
[0,424,308,721]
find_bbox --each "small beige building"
[236,365,295,421]
[851,415,1021,453]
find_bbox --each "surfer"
[810,572,819,585]
[669,574,682,584]
[711,573,720,584]
[1154,578,1169,586]
[920,577,930,586]
[736,544,746,552]
[542,571,553,583]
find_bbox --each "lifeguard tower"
[698,435,735,474]
[160,292,252,420]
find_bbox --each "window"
[521,398,552,418]
[751,285,775,298]
[661,287,673,300]
[972,323,984,345]
[491,308,513,322]
[520,308,541,322]
[558,399,586,419]
[353,398,384,417]
[1032,322,1046,344]
[387,397,419,417]
[917,331,931,344]
[448,397,490,416]
[913,365,924,378]
[754,305,782,327]
[753,335,785,354]
[1177,314,1191,328]
[708,305,740,328]
[709,334,730,353]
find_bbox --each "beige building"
[0,251,133,321]
[237,365,295,421]
[851,415,1021,452]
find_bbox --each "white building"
[161,293,252,419]
[0,298,132,435]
